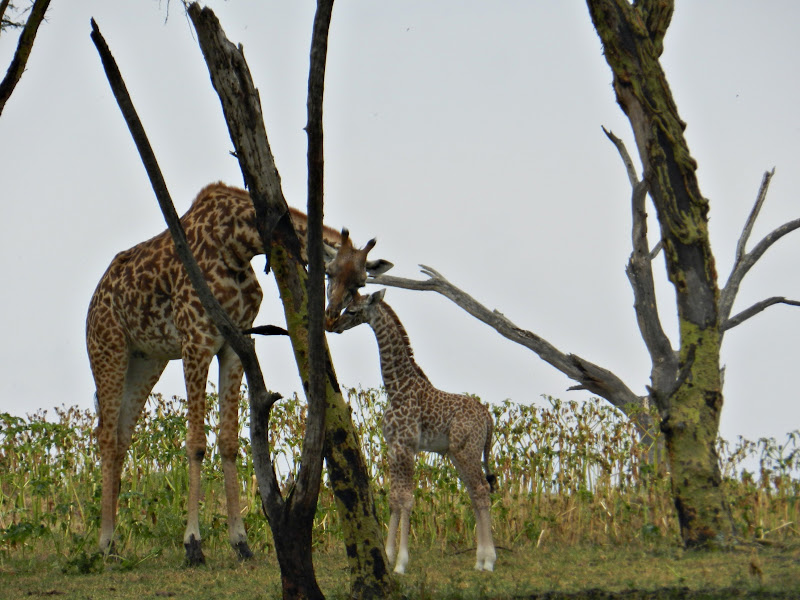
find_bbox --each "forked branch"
[604,127,678,404]
[720,168,800,335]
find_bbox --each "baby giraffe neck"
[368,301,430,393]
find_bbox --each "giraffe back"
[87,182,341,361]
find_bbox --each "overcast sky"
[1,1,797,449]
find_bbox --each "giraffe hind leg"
[96,353,166,556]
[95,366,125,556]
[449,443,496,572]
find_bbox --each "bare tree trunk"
[586,0,733,547]
[0,0,51,116]
[188,4,395,597]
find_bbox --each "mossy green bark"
[587,0,734,546]
[269,244,396,598]
[663,321,731,547]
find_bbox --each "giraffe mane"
[379,300,431,383]
[191,182,249,206]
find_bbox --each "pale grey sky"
[1,1,798,448]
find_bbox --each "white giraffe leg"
[449,443,496,572]
[395,508,411,574]
[385,511,399,566]
[387,444,414,574]
[474,507,496,571]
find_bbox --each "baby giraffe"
[328,289,497,573]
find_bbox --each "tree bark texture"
[188,4,394,597]
[586,0,733,546]
[0,0,51,117]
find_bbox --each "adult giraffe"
[86,182,390,564]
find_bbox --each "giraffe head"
[324,229,392,329]
[327,289,386,333]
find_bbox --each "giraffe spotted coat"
[328,289,497,573]
[87,182,343,563]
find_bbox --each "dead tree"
[372,2,799,549]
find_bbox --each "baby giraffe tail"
[483,417,497,493]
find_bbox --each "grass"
[2,543,799,599]
[1,387,799,597]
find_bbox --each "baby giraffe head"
[325,229,392,329]
[327,289,386,333]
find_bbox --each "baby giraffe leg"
[387,446,415,574]
[450,445,496,572]
[395,507,411,574]
[385,511,400,565]
[474,507,497,571]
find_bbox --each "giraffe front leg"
[384,510,399,566]
[183,353,211,566]
[387,446,415,574]
[217,346,252,560]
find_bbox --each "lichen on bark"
[587,0,735,547]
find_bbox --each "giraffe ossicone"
[327,286,498,574]
[86,182,388,564]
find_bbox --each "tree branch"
[734,169,774,265]
[719,169,800,335]
[0,0,51,117]
[371,266,642,410]
[295,0,332,521]
[603,127,678,400]
[187,3,302,270]
[722,297,800,332]
[0,0,14,33]
[602,126,639,186]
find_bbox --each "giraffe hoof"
[233,541,254,561]
[184,536,206,566]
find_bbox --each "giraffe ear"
[366,259,393,276]
[370,289,387,304]
[322,242,338,266]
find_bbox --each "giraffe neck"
[189,182,341,264]
[367,301,431,396]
